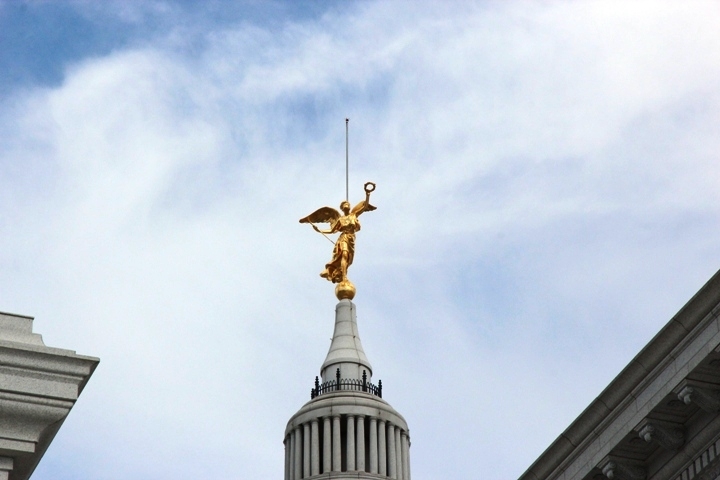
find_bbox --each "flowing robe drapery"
[320,215,360,283]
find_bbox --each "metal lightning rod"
[345,118,349,202]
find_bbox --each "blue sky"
[0,1,336,93]
[2,1,720,479]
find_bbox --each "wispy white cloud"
[1,1,720,479]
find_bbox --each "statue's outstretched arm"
[351,182,377,216]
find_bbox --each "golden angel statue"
[299,182,376,300]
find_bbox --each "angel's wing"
[299,206,341,224]
[351,200,377,216]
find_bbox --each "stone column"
[303,423,311,478]
[311,419,320,476]
[332,415,342,471]
[369,417,378,474]
[347,414,356,470]
[407,437,411,480]
[293,426,302,480]
[357,415,366,471]
[395,427,403,480]
[284,435,290,480]
[388,424,397,479]
[323,417,332,473]
[401,431,410,480]
[289,434,294,480]
[378,420,387,476]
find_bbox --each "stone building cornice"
[519,268,720,480]
[0,311,98,480]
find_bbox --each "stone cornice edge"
[518,268,720,480]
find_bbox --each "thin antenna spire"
[345,118,349,202]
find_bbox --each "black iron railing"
[311,368,382,399]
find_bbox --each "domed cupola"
[283,299,412,480]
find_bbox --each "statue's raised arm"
[351,182,377,216]
[299,182,377,300]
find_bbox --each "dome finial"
[335,280,356,300]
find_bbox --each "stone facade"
[284,300,411,479]
[0,311,98,480]
[520,270,720,480]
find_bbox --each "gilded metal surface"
[300,182,376,299]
